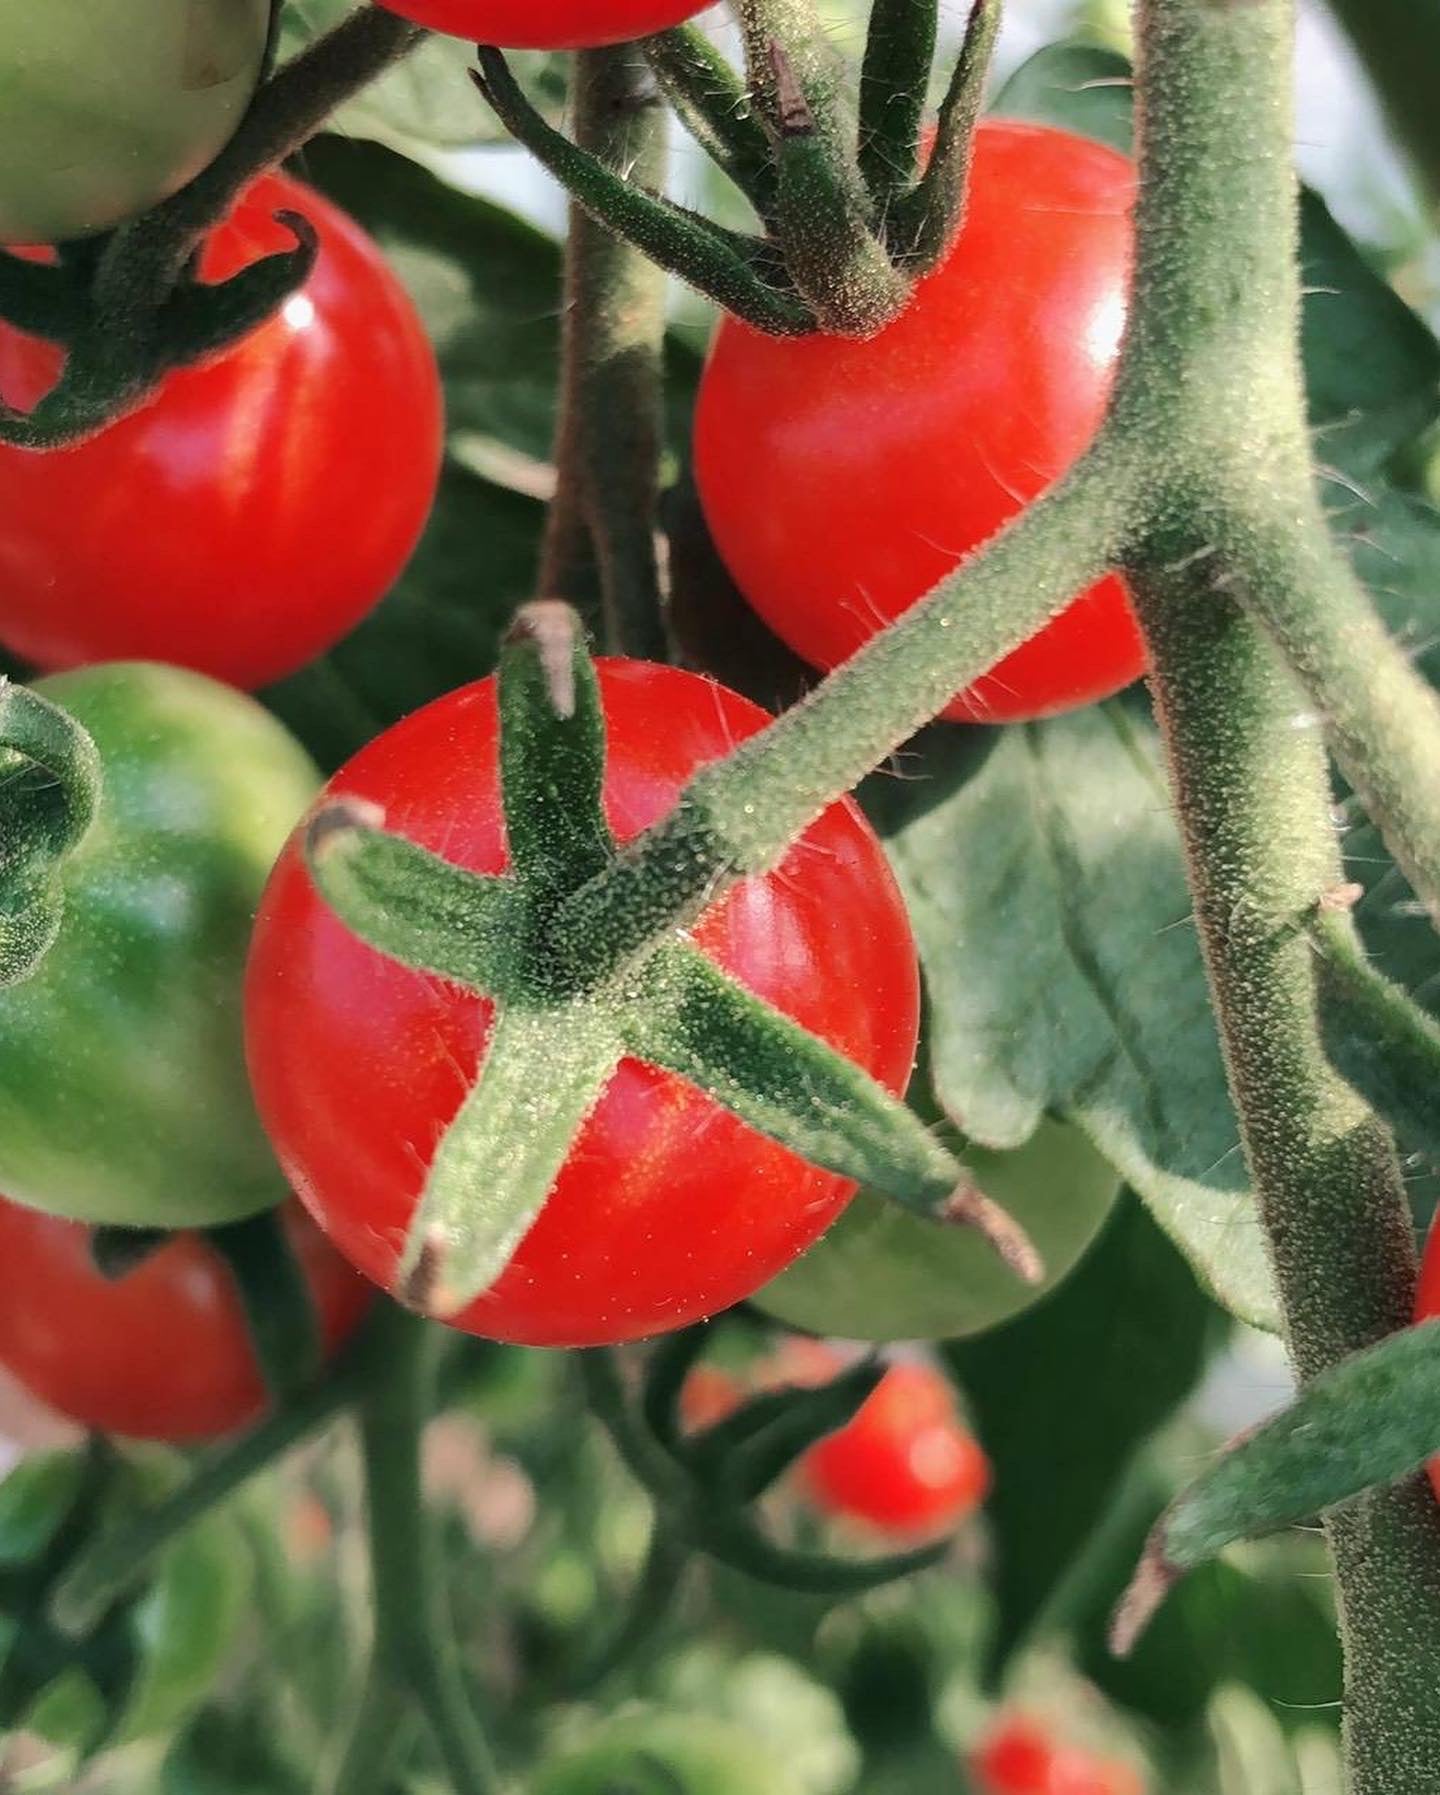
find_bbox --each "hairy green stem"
[539,47,670,658]
[561,1526,691,1694]
[553,450,1135,978]
[340,1312,499,1795]
[1324,0,1440,202]
[1116,2,1440,1787]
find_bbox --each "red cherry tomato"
[694,120,1142,725]
[245,662,920,1349]
[971,1718,1145,1795]
[798,1359,989,1538]
[0,172,442,691]
[0,1198,372,1442]
[679,1365,746,1432]
[374,0,711,49]
[1413,1212,1440,1506]
[971,1716,1058,1794]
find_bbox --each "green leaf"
[1115,1318,1440,1651]
[992,43,1440,474]
[945,1193,1220,1673]
[875,708,1275,1327]
[0,1454,87,1569]
[279,0,567,153]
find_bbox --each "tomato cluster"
[0,21,1143,1454]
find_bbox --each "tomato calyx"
[474,0,1002,339]
[0,10,420,448]
[578,1330,948,1598]
[302,602,1041,1323]
[0,681,101,988]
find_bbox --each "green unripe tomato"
[0,663,319,1227]
[753,1119,1120,1341]
[0,0,269,245]
[533,1710,804,1795]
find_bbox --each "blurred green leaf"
[279,0,567,153]
[1139,1319,1440,1589]
[0,1453,87,1569]
[946,1193,1219,1672]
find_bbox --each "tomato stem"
[344,1310,500,1795]
[539,46,671,659]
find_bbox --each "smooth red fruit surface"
[799,1360,989,1537]
[0,172,442,690]
[0,1198,372,1442]
[695,120,1141,725]
[245,662,920,1349]
[374,0,710,49]
[1414,1210,1440,1505]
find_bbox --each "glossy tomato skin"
[375,0,711,50]
[1414,1212,1440,1505]
[0,1198,371,1442]
[0,172,442,690]
[799,1360,989,1538]
[0,1,269,245]
[246,662,921,1349]
[695,120,1141,726]
[0,663,320,1229]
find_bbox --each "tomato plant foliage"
[0,14,1436,1795]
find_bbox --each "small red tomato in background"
[374,0,712,50]
[0,171,442,691]
[695,120,1141,726]
[678,1365,746,1433]
[971,1716,1145,1795]
[0,1197,371,1443]
[1413,1210,1440,1505]
[246,662,920,1349]
[797,1358,989,1538]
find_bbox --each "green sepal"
[641,1322,718,1452]
[1113,1317,1440,1656]
[702,1508,948,1595]
[642,27,779,217]
[628,944,1039,1279]
[0,681,102,987]
[88,1227,170,1282]
[0,251,86,343]
[499,603,613,895]
[1311,910,1440,1161]
[472,49,815,336]
[394,1002,622,1318]
[688,1357,886,1502]
[205,1209,321,1405]
[161,212,319,364]
[303,801,523,996]
[856,0,940,209]
[886,0,1003,267]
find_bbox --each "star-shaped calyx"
[304,602,1041,1323]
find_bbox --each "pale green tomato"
[0,663,320,1228]
[0,0,269,245]
[752,1119,1121,1342]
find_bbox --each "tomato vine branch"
[539,45,671,659]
